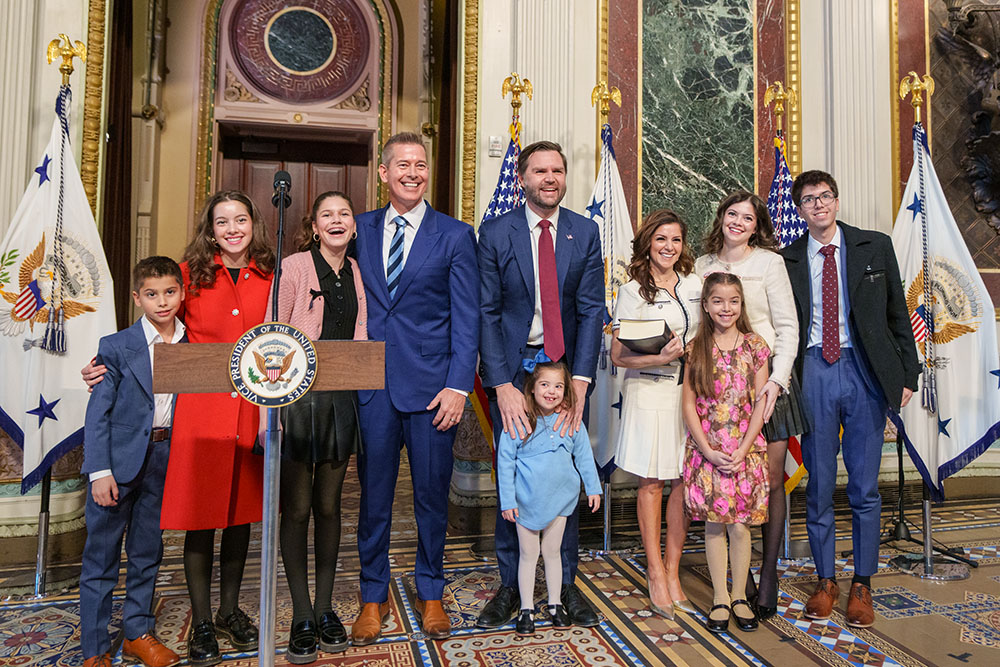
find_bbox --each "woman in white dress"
[611,209,702,618]
[695,190,808,620]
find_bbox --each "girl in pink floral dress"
[682,272,770,634]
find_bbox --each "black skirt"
[281,390,361,463]
[762,369,811,442]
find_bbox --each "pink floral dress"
[683,332,770,525]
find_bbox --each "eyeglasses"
[799,191,836,208]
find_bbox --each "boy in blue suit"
[80,256,186,667]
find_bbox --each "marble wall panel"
[609,0,640,227]
[642,0,755,246]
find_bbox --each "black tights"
[747,440,788,608]
[184,523,252,624]
[280,458,349,623]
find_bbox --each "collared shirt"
[90,315,186,483]
[382,200,427,278]
[310,246,357,341]
[806,226,851,349]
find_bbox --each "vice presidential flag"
[0,86,116,492]
[890,123,1000,501]
[586,124,633,470]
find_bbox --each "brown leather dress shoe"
[351,601,391,646]
[83,654,112,667]
[414,598,451,639]
[845,582,875,628]
[123,634,181,667]
[804,578,840,620]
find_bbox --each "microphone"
[272,170,291,208]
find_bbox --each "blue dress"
[497,414,603,530]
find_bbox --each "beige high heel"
[645,573,675,620]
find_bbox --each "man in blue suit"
[476,141,605,628]
[351,132,480,644]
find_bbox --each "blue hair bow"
[522,349,551,374]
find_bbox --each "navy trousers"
[357,388,455,602]
[79,437,169,659]
[800,347,887,578]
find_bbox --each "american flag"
[766,136,809,494]
[481,135,524,222]
[13,281,44,321]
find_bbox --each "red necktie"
[819,244,841,364]
[538,220,565,362]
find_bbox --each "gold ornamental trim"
[785,0,801,176]
[596,0,609,174]
[82,0,107,214]
[460,0,479,224]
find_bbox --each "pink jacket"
[267,251,368,341]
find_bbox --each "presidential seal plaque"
[230,322,317,407]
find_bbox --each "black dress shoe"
[755,603,778,621]
[515,609,535,636]
[285,620,317,664]
[731,599,759,632]
[706,604,730,634]
[476,585,519,628]
[546,604,571,629]
[561,584,599,627]
[317,611,348,653]
[215,607,259,650]
[187,619,221,667]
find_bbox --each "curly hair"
[626,209,695,303]
[702,190,777,255]
[295,191,355,252]
[791,170,839,206]
[183,190,275,292]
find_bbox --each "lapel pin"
[866,265,871,271]
[565,234,573,240]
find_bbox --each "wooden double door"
[218,134,370,257]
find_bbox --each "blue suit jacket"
[355,202,480,412]
[82,318,175,485]
[478,205,604,388]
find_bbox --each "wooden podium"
[153,339,384,664]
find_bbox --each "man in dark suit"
[476,141,605,628]
[782,170,919,629]
[351,132,480,644]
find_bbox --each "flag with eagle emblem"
[0,86,116,492]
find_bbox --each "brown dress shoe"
[804,578,840,620]
[123,634,180,667]
[414,598,451,639]
[845,582,875,628]
[83,655,112,667]
[351,601,391,646]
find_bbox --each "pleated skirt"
[281,390,361,464]
[615,371,685,480]
[762,368,811,442]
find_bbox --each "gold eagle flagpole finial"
[46,33,87,85]
[502,72,532,139]
[764,80,797,135]
[591,80,622,119]
[899,72,935,125]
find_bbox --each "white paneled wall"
[0,1,39,236]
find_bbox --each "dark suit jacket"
[82,318,175,485]
[478,205,604,388]
[781,221,920,411]
[355,202,480,413]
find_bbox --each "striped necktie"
[386,215,407,299]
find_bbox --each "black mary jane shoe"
[706,604,730,634]
[731,599,759,632]
[286,619,318,665]
[187,619,222,667]
[515,609,535,636]
[215,607,259,650]
[546,604,571,630]
[317,611,348,653]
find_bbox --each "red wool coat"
[160,258,272,530]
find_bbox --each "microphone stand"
[259,176,290,667]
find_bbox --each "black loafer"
[546,604,571,629]
[476,585,519,628]
[731,599,759,632]
[215,607,259,650]
[515,609,535,636]
[285,619,317,664]
[706,604,730,634]
[187,619,221,666]
[317,611,348,653]
[561,584,599,627]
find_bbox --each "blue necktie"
[386,215,406,299]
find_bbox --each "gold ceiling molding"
[460,0,479,224]
[82,0,107,214]
[785,0,801,176]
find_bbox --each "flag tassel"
[41,307,66,354]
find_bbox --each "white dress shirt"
[382,200,427,277]
[806,227,851,349]
[90,315,186,482]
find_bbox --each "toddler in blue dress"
[497,359,602,636]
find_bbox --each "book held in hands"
[617,319,673,355]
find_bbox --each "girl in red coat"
[165,191,274,665]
